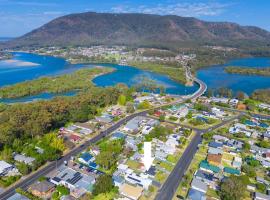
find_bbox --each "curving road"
[0,70,207,199]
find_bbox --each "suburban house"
[191,178,208,193]
[50,166,95,196]
[119,183,143,200]
[207,154,222,166]
[0,160,17,176]
[29,180,55,199]
[78,152,95,165]
[13,154,35,165]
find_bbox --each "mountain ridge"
[3,12,270,49]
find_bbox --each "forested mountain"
[3,12,270,48]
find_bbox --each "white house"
[0,161,17,176]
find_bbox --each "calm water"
[92,63,198,95]
[197,57,270,95]
[0,37,13,42]
[0,52,198,103]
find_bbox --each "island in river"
[225,66,270,76]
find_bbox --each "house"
[253,192,270,200]
[69,134,82,143]
[155,150,167,161]
[210,97,229,104]
[247,184,256,191]
[125,173,152,189]
[0,160,16,176]
[50,166,95,192]
[29,180,55,199]
[199,160,220,173]
[119,183,143,200]
[90,146,100,156]
[191,178,208,193]
[187,188,206,200]
[146,166,157,178]
[125,137,139,151]
[237,103,247,110]
[95,114,113,124]
[256,177,269,186]
[60,195,76,200]
[211,107,225,118]
[208,147,223,155]
[111,132,126,140]
[224,167,240,175]
[263,132,270,141]
[74,122,93,135]
[207,154,222,166]
[261,160,270,168]
[213,135,228,143]
[232,157,242,169]
[123,118,140,133]
[113,175,125,187]
[195,170,214,185]
[225,139,243,150]
[208,141,223,149]
[229,99,239,106]
[7,193,30,200]
[146,119,160,127]
[251,145,268,154]
[13,154,35,165]
[141,126,154,135]
[78,152,95,165]
[259,103,270,111]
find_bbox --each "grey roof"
[208,147,223,155]
[7,193,30,200]
[191,178,208,193]
[254,192,270,200]
[187,188,206,200]
[30,180,55,193]
[14,154,35,165]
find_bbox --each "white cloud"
[111,2,231,17]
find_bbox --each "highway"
[0,68,207,199]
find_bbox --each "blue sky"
[0,0,270,37]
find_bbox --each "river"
[0,53,269,103]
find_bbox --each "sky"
[0,0,270,37]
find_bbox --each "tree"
[242,164,256,178]
[0,146,13,163]
[126,102,135,113]
[206,89,213,98]
[92,174,114,196]
[118,95,127,106]
[220,176,246,200]
[137,101,151,110]
[236,91,245,100]
[17,163,31,175]
[56,185,70,196]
